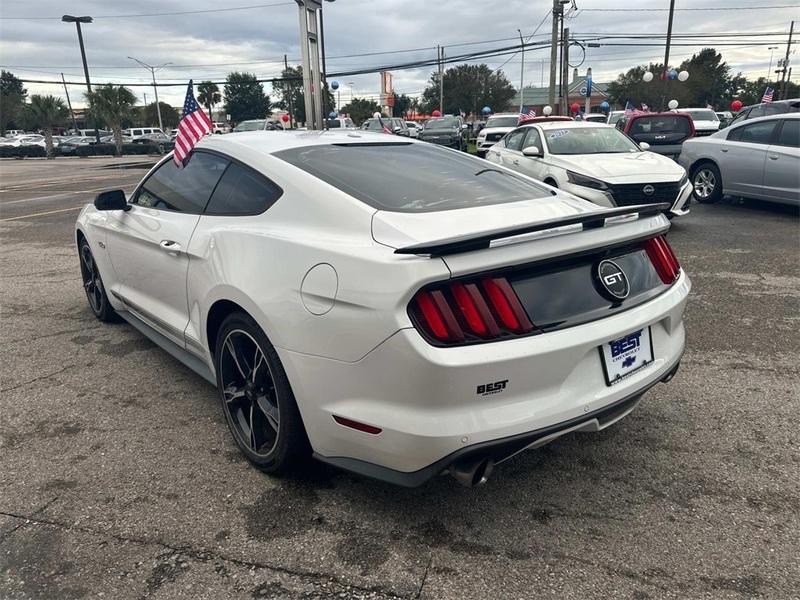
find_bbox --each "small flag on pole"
[174,79,213,166]
[761,86,774,104]
[641,103,649,112]
[518,107,537,124]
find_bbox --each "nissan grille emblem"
[597,260,630,300]
[642,184,655,196]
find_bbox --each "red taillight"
[333,415,382,435]
[411,276,532,345]
[645,236,681,284]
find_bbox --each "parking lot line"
[1,205,83,221]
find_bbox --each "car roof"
[729,112,800,126]
[741,98,800,110]
[526,121,612,130]
[487,113,520,118]
[198,130,412,156]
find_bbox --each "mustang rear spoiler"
[394,202,671,257]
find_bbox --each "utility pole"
[561,27,570,115]
[61,73,78,132]
[661,0,676,111]
[778,20,795,99]
[62,15,100,144]
[295,0,325,130]
[584,67,592,117]
[128,57,171,131]
[284,54,295,129]
[518,29,525,113]
[438,45,444,114]
[548,0,562,109]
[766,46,779,84]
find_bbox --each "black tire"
[78,237,119,323]
[215,312,309,474]
[691,162,722,204]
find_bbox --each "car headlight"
[566,171,609,191]
[679,173,688,187]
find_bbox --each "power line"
[494,8,553,72]
[579,4,798,11]
[0,2,294,20]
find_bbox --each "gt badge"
[596,260,630,301]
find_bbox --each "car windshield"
[680,109,719,121]
[274,143,550,213]
[362,119,390,131]
[607,112,624,125]
[485,116,519,128]
[543,127,639,155]
[425,118,458,130]
[629,116,692,135]
[233,120,266,132]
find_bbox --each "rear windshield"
[486,116,519,128]
[274,143,550,212]
[629,116,691,135]
[680,109,718,121]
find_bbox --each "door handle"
[768,155,779,160]
[720,148,728,153]
[159,240,181,253]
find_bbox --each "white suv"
[124,127,166,141]
[475,114,520,158]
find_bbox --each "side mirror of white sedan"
[522,145,543,158]
[639,142,650,150]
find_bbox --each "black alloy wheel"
[215,312,309,474]
[78,238,118,322]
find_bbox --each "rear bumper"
[279,271,690,480]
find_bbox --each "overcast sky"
[0,0,796,110]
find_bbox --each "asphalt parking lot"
[1,157,798,600]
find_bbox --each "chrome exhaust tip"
[450,457,494,487]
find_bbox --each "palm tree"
[197,81,221,122]
[85,84,138,156]
[27,95,68,159]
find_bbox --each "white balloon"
[543,105,553,116]
[373,112,382,119]
[668,99,679,110]
[678,70,689,82]
[643,71,654,83]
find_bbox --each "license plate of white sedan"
[601,327,654,385]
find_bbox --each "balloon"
[678,70,689,82]
[731,99,743,112]
[542,105,553,116]
[482,106,491,114]
[570,102,581,114]
[669,70,678,80]
[329,111,338,119]
[331,80,339,90]
[432,109,441,117]
[281,114,289,123]
[373,112,382,119]
[668,99,679,110]
[642,71,654,83]
[600,101,610,111]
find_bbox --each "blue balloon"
[328,111,338,119]
[600,101,610,110]
[482,106,491,114]
[331,80,340,90]
[669,70,678,80]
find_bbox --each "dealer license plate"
[600,327,654,386]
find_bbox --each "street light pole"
[62,15,100,143]
[767,46,779,84]
[518,29,525,114]
[128,57,172,131]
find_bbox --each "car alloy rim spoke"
[225,335,250,380]
[223,384,247,404]
[256,395,279,433]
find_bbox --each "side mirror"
[94,189,129,211]
[639,142,650,150]
[522,145,543,157]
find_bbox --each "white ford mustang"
[75,130,690,487]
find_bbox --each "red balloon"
[730,100,743,112]
[431,109,441,117]
[570,103,581,114]
[281,114,290,122]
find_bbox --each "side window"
[205,162,282,215]
[729,120,778,145]
[775,119,799,148]
[505,129,527,151]
[134,152,228,213]
[523,128,542,150]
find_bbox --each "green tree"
[392,93,412,117]
[420,64,516,116]
[86,84,138,156]
[339,98,380,126]
[0,70,27,135]
[223,72,270,123]
[272,66,334,126]
[606,63,666,110]
[142,102,179,129]
[197,81,221,121]
[26,95,68,158]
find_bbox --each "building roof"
[512,74,610,107]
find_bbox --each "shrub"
[0,145,47,158]
[74,143,161,156]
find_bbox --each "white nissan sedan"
[486,122,692,217]
[76,131,690,487]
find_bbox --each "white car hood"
[553,152,685,183]
[371,194,595,249]
[479,126,515,137]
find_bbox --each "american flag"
[376,114,392,134]
[174,80,213,166]
[518,107,536,124]
[762,86,774,104]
